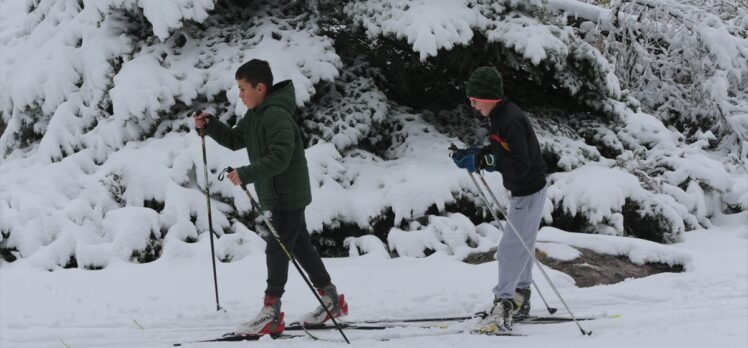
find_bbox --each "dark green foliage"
[311,208,396,257]
[549,198,676,244]
[100,172,126,206]
[130,231,163,263]
[541,149,563,174]
[622,199,674,243]
[325,21,600,116]
[63,255,78,269]
[144,199,165,214]
[309,194,497,257]
[550,204,589,235]
[0,247,18,263]
[14,105,46,151]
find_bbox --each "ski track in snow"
[1,214,746,348]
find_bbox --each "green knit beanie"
[466,67,504,100]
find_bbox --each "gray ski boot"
[513,287,531,320]
[491,297,517,331]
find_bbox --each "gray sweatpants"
[492,187,547,299]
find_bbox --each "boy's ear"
[256,82,267,94]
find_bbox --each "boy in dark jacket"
[452,66,547,331]
[193,59,347,336]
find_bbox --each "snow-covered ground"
[2,212,745,348]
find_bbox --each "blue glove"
[451,146,480,173]
[451,146,499,173]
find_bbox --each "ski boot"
[301,284,348,327]
[513,287,531,320]
[233,296,285,337]
[475,297,516,334]
[491,297,517,331]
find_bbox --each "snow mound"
[388,213,497,259]
[538,226,692,268]
[344,235,390,259]
[547,164,685,243]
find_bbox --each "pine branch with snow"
[1,0,745,268]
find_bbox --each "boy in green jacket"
[193,59,347,336]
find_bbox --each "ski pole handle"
[218,166,246,187]
[189,109,212,131]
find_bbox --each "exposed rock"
[463,246,684,287]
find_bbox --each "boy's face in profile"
[237,78,266,109]
[470,98,497,117]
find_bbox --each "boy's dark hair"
[235,59,273,89]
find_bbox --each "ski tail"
[173,332,300,346]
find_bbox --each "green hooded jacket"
[205,80,312,211]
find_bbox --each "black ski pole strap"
[218,167,232,182]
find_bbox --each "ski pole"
[190,110,222,312]
[220,167,350,344]
[474,173,557,315]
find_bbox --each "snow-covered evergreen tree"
[1,0,745,269]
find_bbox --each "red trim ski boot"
[234,296,285,337]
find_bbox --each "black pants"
[265,207,331,297]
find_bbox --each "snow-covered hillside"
[1,0,746,268]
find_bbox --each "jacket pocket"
[255,178,277,202]
[273,174,294,197]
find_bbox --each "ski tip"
[476,322,498,334]
[470,329,524,337]
[473,322,509,334]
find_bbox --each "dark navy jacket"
[480,99,547,197]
